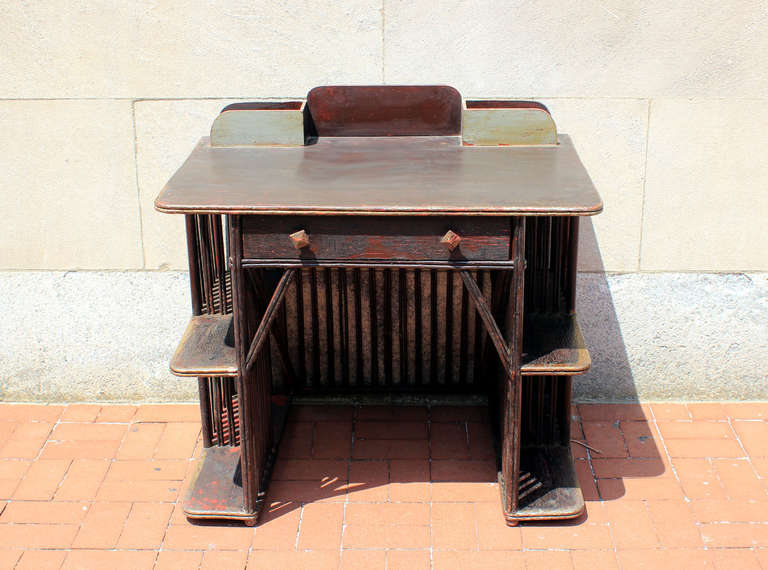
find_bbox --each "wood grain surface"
[241,215,511,261]
[155,135,602,216]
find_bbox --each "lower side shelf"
[184,396,292,526]
[504,445,584,524]
[184,446,262,525]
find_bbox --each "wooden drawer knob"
[289,229,310,249]
[440,230,461,251]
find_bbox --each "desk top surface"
[155,134,602,216]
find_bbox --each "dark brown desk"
[156,86,601,526]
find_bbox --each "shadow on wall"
[568,220,664,505]
[577,219,768,401]
[574,217,636,403]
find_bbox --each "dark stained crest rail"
[307,85,462,137]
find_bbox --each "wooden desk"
[156,86,601,526]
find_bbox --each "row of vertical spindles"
[524,216,577,316]
[276,267,498,393]
[186,214,239,447]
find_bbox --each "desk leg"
[502,215,584,524]
[459,218,525,524]
[229,215,263,521]
[230,217,297,524]
[501,217,525,524]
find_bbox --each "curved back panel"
[307,85,461,137]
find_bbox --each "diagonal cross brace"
[243,269,297,374]
[245,270,298,389]
[459,271,515,380]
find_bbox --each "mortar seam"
[131,100,147,269]
[637,98,652,271]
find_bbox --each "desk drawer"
[241,216,511,261]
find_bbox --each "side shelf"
[505,446,584,523]
[184,446,258,524]
[521,313,590,376]
[170,314,237,377]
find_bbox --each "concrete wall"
[1,2,766,401]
